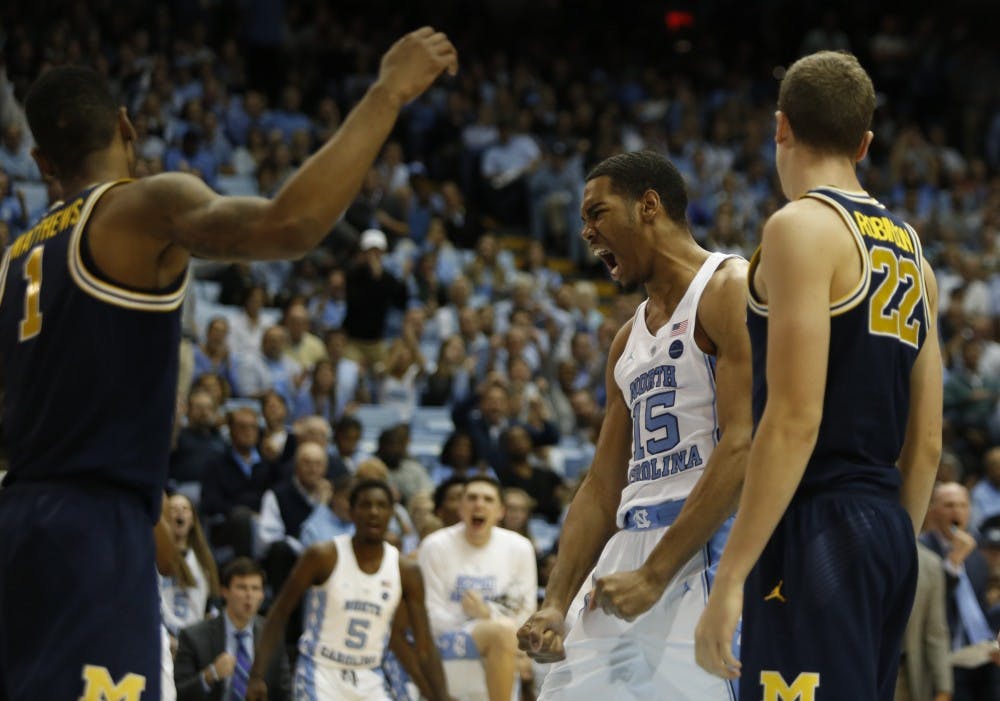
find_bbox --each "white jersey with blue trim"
[613,252,736,526]
[298,534,402,670]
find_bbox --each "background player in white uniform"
[247,479,450,701]
[516,151,753,700]
[419,476,537,701]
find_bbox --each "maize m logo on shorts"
[760,671,820,701]
[79,665,146,701]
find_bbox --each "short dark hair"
[464,474,503,498]
[25,66,119,180]
[586,151,688,224]
[778,51,875,157]
[440,429,478,465]
[433,475,467,512]
[334,414,362,435]
[349,479,394,509]
[221,557,265,588]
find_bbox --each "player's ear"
[774,110,791,145]
[31,148,58,181]
[855,130,874,164]
[640,189,660,222]
[118,106,137,145]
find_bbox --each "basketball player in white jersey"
[246,479,450,701]
[516,150,753,700]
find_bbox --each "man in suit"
[921,481,1000,701]
[175,558,291,701]
[897,542,953,701]
[201,407,279,558]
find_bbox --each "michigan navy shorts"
[740,489,917,701]
[0,481,161,701]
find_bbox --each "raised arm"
[593,260,753,621]
[516,321,633,662]
[696,204,835,679]
[391,559,450,701]
[246,544,336,701]
[897,261,943,534]
[93,29,458,284]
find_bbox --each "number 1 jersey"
[613,252,737,526]
[0,182,186,520]
[746,186,931,495]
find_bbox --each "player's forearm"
[899,451,940,536]
[714,416,816,585]
[541,479,618,613]
[264,82,402,249]
[642,438,748,584]
[389,633,434,700]
[416,639,450,701]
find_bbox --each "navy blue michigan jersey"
[0,181,187,520]
[747,186,930,496]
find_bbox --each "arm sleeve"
[417,540,455,634]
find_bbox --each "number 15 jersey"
[613,252,737,526]
[747,186,931,496]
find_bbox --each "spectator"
[343,228,409,372]
[0,168,28,234]
[160,493,221,638]
[423,335,474,407]
[896,542,953,701]
[174,558,290,701]
[291,359,340,424]
[235,325,304,403]
[432,476,466,528]
[201,407,278,559]
[283,302,327,369]
[169,388,227,503]
[259,390,294,468]
[377,424,433,505]
[193,317,238,393]
[0,121,40,180]
[332,414,365,474]
[228,285,269,357]
[379,338,425,423]
[920,482,1000,701]
[300,473,356,547]
[309,268,347,333]
[418,477,536,701]
[496,426,565,524]
[973,448,1000,531]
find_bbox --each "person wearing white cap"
[344,228,409,375]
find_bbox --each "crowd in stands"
[3,0,1000,698]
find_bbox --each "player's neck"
[782,157,863,200]
[351,535,384,572]
[644,237,710,312]
[59,151,130,201]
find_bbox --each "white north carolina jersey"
[613,252,735,526]
[297,534,402,670]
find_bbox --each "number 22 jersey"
[747,186,931,495]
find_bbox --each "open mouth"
[471,515,486,527]
[593,247,620,279]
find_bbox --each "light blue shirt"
[299,505,355,547]
[972,479,1000,531]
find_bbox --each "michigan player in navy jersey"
[0,30,456,701]
[246,480,451,701]
[695,51,943,701]
[517,151,754,699]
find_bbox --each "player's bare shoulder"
[697,256,749,350]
